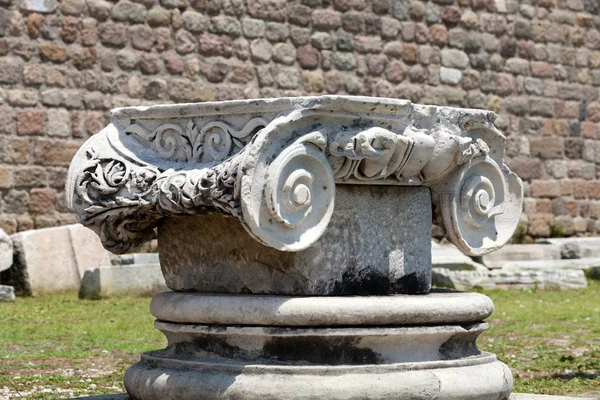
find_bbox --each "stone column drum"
[66,96,523,399]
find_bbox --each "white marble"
[65,96,524,400]
[149,290,495,326]
[66,96,523,257]
[126,291,512,400]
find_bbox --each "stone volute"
[66,96,523,400]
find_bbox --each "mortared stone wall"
[0,0,599,239]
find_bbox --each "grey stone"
[79,264,168,299]
[433,268,588,291]
[20,0,57,13]
[519,5,536,18]
[333,52,356,70]
[537,237,600,259]
[0,9,9,37]
[117,50,138,69]
[47,108,71,137]
[0,229,13,273]
[0,285,14,302]
[289,26,310,45]
[482,244,561,269]
[125,289,512,400]
[433,268,496,290]
[265,22,288,42]
[111,253,159,266]
[0,60,23,84]
[211,15,242,37]
[439,67,462,85]
[111,1,147,23]
[273,67,300,88]
[432,243,488,271]
[2,224,111,296]
[182,11,210,33]
[159,186,432,295]
[505,58,530,75]
[426,3,441,23]
[523,78,543,95]
[161,0,188,8]
[273,42,296,65]
[441,49,470,69]
[242,17,265,38]
[392,0,409,20]
[250,38,272,62]
[502,258,600,273]
[150,290,494,326]
[310,32,333,50]
[559,242,581,259]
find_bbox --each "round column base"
[124,291,513,400]
[125,353,512,400]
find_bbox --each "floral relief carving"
[67,97,523,256]
[124,118,268,163]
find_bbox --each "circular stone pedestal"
[124,291,512,400]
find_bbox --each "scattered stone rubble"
[0,224,111,296]
[79,262,166,300]
[433,267,587,291]
[432,237,600,290]
[3,224,600,298]
[0,284,15,302]
[481,244,561,269]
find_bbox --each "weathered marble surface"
[538,237,600,260]
[159,186,432,295]
[67,96,523,260]
[79,263,167,300]
[482,244,561,269]
[1,224,111,296]
[150,290,494,326]
[125,291,512,400]
[65,96,524,400]
[0,285,14,302]
[433,268,587,291]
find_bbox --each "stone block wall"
[0,0,599,238]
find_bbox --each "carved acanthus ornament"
[66,97,523,256]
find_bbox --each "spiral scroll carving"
[436,156,523,256]
[242,141,336,252]
[125,118,267,163]
[68,98,524,256]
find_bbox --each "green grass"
[0,293,164,399]
[480,280,600,396]
[0,283,599,398]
